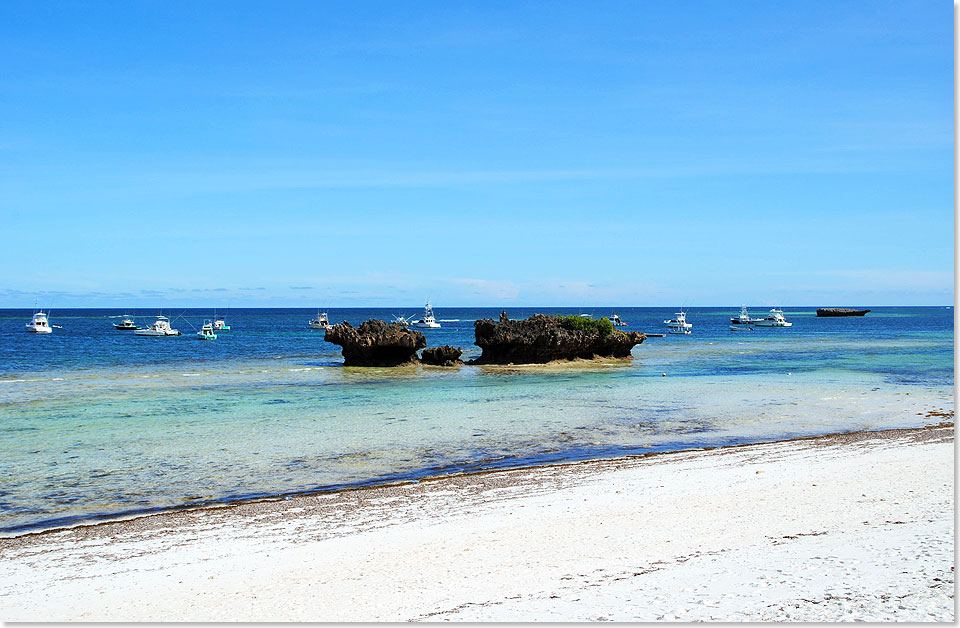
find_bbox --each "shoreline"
[2,419,952,540]
[1,423,953,621]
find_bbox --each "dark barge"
[816,308,870,317]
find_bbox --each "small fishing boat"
[754,309,793,327]
[197,320,217,340]
[25,311,53,334]
[134,315,181,336]
[411,302,441,329]
[730,305,754,325]
[212,314,230,331]
[309,310,332,330]
[610,314,626,326]
[730,325,754,331]
[391,314,412,325]
[664,310,692,334]
[113,316,140,330]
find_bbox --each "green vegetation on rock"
[555,315,615,338]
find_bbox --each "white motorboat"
[610,314,626,327]
[754,308,793,327]
[309,310,332,330]
[411,302,441,329]
[25,311,52,334]
[134,315,181,336]
[212,312,230,331]
[730,325,754,331]
[730,305,754,325]
[197,320,217,340]
[664,310,692,334]
[391,314,412,325]
[113,316,140,330]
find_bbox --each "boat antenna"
[172,310,192,327]
[172,311,198,332]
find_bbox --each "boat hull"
[25,327,52,334]
[816,308,870,317]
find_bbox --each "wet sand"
[0,425,953,621]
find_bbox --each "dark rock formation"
[420,345,463,366]
[470,314,646,364]
[816,308,870,317]
[325,319,426,366]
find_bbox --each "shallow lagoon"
[0,306,953,533]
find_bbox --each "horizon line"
[0,304,951,310]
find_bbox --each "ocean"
[0,306,953,535]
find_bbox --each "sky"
[0,1,953,307]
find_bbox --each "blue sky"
[0,1,953,307]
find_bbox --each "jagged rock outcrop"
[420,345,463,366]
[470,314,646,364]
[325,319,426,366]
[816,308,871,317]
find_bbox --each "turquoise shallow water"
[0,306,953,534]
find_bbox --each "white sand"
[0,426,953,622]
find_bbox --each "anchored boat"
[197,320,217,340]
[730,305,754,325]
[754,309,793,327]
[309,310,332,330]
[134,315,181,336]
[816,308,870,317]
[213,312,230,330]
[113,316,140,330]
[665,310,692,335]
[25,311,53,334]
[411,302,441,329]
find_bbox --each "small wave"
[0,377,62,384]
[181,373,202,377]
[438,319,460,322]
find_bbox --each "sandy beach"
[0,424,953,622]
